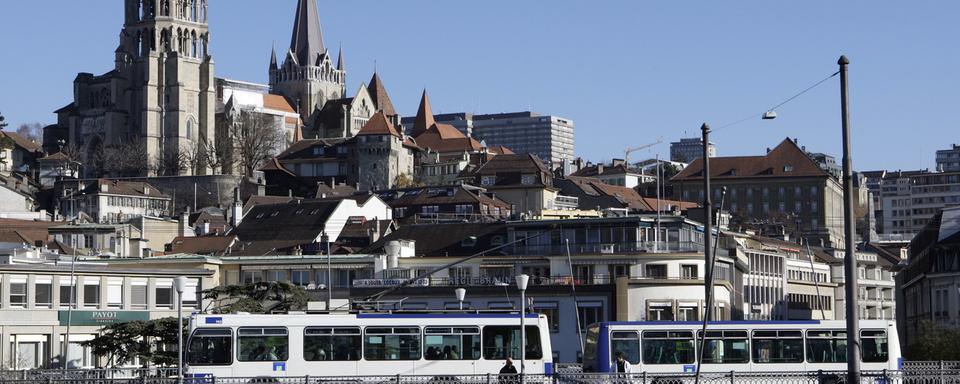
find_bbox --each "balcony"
[352,273,729,289]
[509,241,703,256]
[412,212,505,223]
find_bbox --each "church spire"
[368,72,397,118]
[336,44,345,71]
[269,45,278,71]
[411,89,435,138]
[289,0,325,66]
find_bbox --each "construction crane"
[624,139,663,166]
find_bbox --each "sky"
[0,1,957,172]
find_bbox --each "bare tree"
[104,138,151,177]
[227,110,284,177]
[153,145,189,176]
[16,122,42,143]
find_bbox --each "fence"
[3,369,960,384]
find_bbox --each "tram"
[185,312,554,380]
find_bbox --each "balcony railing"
[509,241,703,256]
[412,213,506,223]
[352,274,727,288]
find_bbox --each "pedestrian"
[615,351,632,373]
[499,357,518,384]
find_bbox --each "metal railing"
[509,241,704,256]
[3,370,960,384]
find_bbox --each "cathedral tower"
[270,0,346,128]
[120,0,217,175]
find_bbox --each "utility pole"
[839,54,861,383]
[694,123,713,384]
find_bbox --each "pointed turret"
[411,89,435,138]
[289,0,325,66]
[336,45,345,71]
[367,72,397,118]
[269,45,278,71]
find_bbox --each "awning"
[480,258,549,266]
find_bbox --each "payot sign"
[58,311,150,326]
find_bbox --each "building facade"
[670,137,715,163]
[403,111,575,167]
[56,0,216,176]
[936,144,960,172]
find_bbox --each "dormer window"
[784,165,794,172]
[481,176,496,186]
[521,174,537,185]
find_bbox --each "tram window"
[698,330,749,364]
[187,329,232,366]
[583,326,599,370]
[751,330,803,363]
[806,330,847,363]
[364,327,421,361]
[482,326,543,360]
[237,327,288,362]
[424,326,481,360]
[610,331,640,364]
[304,327,361,361]
[861,330,889,363]
[641,331,695,365]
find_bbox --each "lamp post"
[838,55,861,384]
[174,276,187,384]
[455,287,466,310]
[62,249,78,373]
[321,232,332,308]
[515,274,529,383]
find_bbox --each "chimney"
[144,186,150,195]
[597,164,604,174]
[766,148,771,154]
[100,182,108,192]
[330,177,335,187]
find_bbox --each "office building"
[670,137,716,163]
[936,144,960,172]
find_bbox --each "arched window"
[191,31,198,58]
[186,118,195,139]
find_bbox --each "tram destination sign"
[58,310,150,326]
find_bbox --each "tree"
[153,145,189,176]
[906,320,960,360]
[0,111,7,130]
[103,138,151,177]
[394,173,422,188]
[203,281,309,314]
[80,317,183,368]
[661,163,681,180]
[15,122,42,143]
[226,111,284,177]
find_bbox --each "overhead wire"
[715,70,841,131]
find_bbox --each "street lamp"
[321,232,332,308]
[455,287,466,310]
[173,276,187,384]
[515,274,529,382]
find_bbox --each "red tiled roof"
[672,138,830,181]
[80,179,170,199]
[263,94,296,113]
[1,131,42,152]
[411,90,436,138]
[414,123,482,153]
[368,73,397,117]
[356,111,402,137]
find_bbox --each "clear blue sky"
[1,1,957,171]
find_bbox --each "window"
[482,325,542,360]
[364,327,421,360]
[304,327,361,361]
[752,330,803,363]
[681,265,698,279]
[393,207,407,218]
[481,176,496,186]
[238,327,289,361]
[534,302,560,332]
[861,330,889,363]
[806,330,846,363]
[242,270,261,284]
[266,270,286,283]
[678,304,698,321]
[187,329,232,366]
[645,264,667,278]
[182,278,199,308]
[521,174,537,185]
[578,302,603,330]
[131,279,147,309]
[291,270,310,286]
[107,277,123,308]
[699,330,749,364]
[9,276,27,307]
[83,279,100,308]
[611,331,640,365]
[641,331,695,364]
[155,279,173,308]
[424,326,481,360]
[34,277,52,308]
[647,302,674,321]
[59,276,76,309]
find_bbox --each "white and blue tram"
[583,320,900,374]
[185,312,554,379]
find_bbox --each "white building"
[59,179,172,224]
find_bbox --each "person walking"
[499,357,518,384]
[615,351,633,373]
